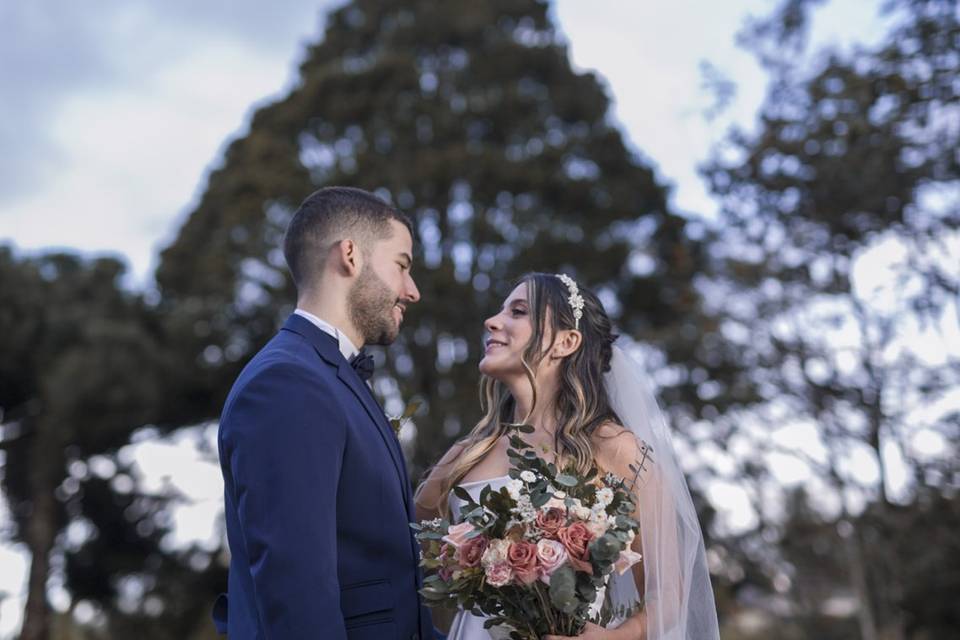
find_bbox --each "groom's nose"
[404,273,421,303]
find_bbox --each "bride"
[415,273,720,640]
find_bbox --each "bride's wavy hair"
[435,272,619,518]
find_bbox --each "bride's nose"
[484,313,501,332]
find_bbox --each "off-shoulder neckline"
[455,474,511,488]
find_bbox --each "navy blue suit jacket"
[213,314,432,639]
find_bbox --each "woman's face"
[479,283,537,380]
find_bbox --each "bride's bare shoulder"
[592,421,651,481]
[423,440,471,485]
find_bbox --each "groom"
[213,186,433,639]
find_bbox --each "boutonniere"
[388,399,422,437]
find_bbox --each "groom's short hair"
[283,186,413,292]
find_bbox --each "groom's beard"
[348,264,399,346]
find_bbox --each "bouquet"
[412,425,643,640]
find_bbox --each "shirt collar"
[293,309,360,361]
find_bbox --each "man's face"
[348,219,420,346]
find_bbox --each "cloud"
[0,0,337,206]
[0,0,340,282]
[0,2,120,200]
[553,0,770,219]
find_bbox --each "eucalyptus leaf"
[548,565,579,614]
[453,485,478,506]
[555,473,578,487]
[531,491,552,508]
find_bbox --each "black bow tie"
[349,348,375,381]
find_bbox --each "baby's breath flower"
[516,494,537,523]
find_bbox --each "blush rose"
[507,541,540,585]
[557,522,594,573]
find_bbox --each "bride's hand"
[543,622,612,640]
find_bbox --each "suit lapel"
[281,315,410,507]
[336,362,408,481]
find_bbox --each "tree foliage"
[703,0,960,636]
[0,248,172,639]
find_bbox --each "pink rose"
[536,539,568,583]
[507,541,539,585]
[458,535,489,568]
[557,522,594,573]
[614,548,643,575]
[442,522,475,548]
[485,561,513,587]
[535,508,566,539]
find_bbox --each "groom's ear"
[335,238,363,276]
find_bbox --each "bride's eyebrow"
[503,298,528,310]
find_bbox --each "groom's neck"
[296,293,363,349]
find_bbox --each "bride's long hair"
[434,272,619,518]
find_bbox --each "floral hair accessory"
[555,273,584,330]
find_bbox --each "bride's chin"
[478,359,502,379]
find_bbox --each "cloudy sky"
[0,0,887,285]
[0,0,888,635]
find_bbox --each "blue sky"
[0,0,891,635]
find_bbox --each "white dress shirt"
[293,309,360,362]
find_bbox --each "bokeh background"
[1,0,958,638]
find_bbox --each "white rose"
[595,487,614,508]
[544,497,567,511]
[481,538,512,569]
[520,470,537,483]
[571,505,593,521]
